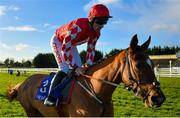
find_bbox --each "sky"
[0,0,180,62]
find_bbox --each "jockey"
[44,4,112,106]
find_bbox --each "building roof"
[149,55,177,60]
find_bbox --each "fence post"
[154,65,160,81]
[169,60,172,77]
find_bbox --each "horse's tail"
[6,82,22,101]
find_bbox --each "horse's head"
[121,34,165,108]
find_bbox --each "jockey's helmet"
[88,4,112,19]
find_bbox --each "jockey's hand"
[75,67,85,76]
[82,64,89,71]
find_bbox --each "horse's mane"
[89,49,122,68]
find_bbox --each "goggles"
[94,17,108,25]
[95,20,107,25]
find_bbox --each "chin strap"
[89,18,96,31]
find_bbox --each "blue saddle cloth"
[35,73,75,104]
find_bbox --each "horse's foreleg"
[102,101,114,117]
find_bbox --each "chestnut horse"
[7,34,165,117]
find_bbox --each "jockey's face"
[90,17,109,32]
[93,22,105,31]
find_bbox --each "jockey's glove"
[82,63,89,71]
[75,67,85,76]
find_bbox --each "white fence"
[0,67,180,78]
[0,68,58,73]
[155,67,180,78]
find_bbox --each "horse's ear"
[130,34,138,50]
[141,36,151,51]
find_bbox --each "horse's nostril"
[151,96,158,103]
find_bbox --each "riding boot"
[44,71,67,106]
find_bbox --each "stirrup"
[44,98,57,106]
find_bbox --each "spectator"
[16,70,21,76]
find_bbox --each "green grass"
[0,72,180,117]
[0,73,28,117]
[113,77,180,117]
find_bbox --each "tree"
[147,46,179,55]
[0,61,4,67]
[23,60,32,67]
[105,48,121,57]
[79,50,87,64]
[9,58,14,67]
[33,53,57,68]
[4,58,10,67]
[94,50,103,62]
[79,50,103,64]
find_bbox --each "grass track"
[0,72,179,117]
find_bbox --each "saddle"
[35,70,75,105]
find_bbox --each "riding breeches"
[50,35,82,74]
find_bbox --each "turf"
[0,72,179,117]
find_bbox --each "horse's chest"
[75,105,103,116]
[68,101,103,116]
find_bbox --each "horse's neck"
[86,51,125,102]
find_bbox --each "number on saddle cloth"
[35,75,52,101]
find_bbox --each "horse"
[7,34,165,117]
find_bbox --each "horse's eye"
[136,63,141,68]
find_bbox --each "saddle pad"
[35,76,51,101]
[35,75,75,104]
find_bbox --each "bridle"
[121,49,161,101]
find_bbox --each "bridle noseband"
[121,49,161,101]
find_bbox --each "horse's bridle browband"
[121,49,161,101]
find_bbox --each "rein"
[82,74,119,87]
[77,50,132,104]
[78,49,160,103]
[77,74,119,104]
[77,81,103,104]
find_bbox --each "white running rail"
[154,67,180,78]
[0,67,180,77]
